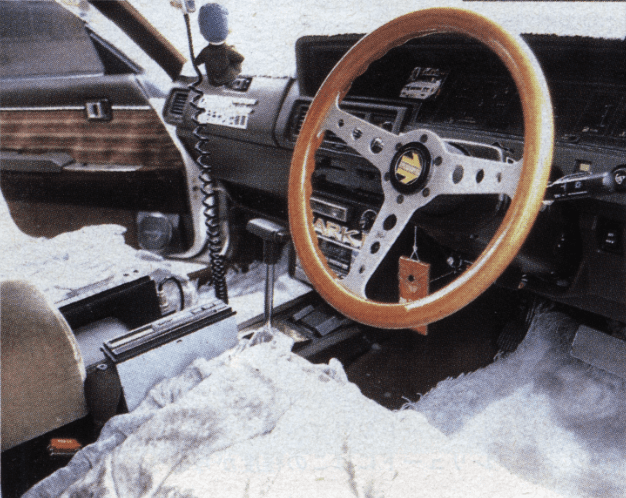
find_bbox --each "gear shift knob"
[246,218,290,265]
[246,219,290,328]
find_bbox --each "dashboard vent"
[169,90,189,116]
[290,102,354,152]
[290,100,403,150]
[291,102,310,139]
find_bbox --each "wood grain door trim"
[0,109,185,169]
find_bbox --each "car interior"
[1,1,625,496]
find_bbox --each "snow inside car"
[1,1,626,496]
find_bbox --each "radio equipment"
[293,194,378,281]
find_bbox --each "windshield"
[57,0,626,82]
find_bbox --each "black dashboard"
[164,33,626,323]
[297,34,626,147]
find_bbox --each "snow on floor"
[1,193,309,328]
[4,191,625,497]
[408,311,626,498]
[200,250,311,328]
[1,190,202,304]
[25,329,563,498]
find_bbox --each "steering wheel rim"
[288,8,554,329]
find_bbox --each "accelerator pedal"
[497,320,529,353]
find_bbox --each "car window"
[0,1,104,79]
[87,28,142,75]
[82,0,626,81]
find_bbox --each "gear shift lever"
[246,218,290,329]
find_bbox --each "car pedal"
[570,325,626,379]
[497,320,528,352]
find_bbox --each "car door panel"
[0,1,191,252]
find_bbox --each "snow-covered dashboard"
[164,33,626,323]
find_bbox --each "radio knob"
[359,209,377,232]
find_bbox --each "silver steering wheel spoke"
[431,151,521,199]
[321,96,400,175]
[340,195,416,297]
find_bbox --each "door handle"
[85,99,112,121]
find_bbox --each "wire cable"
[183,13,229,303]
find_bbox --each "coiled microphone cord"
[184,13,228,303]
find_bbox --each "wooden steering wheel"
[288,8,554,329]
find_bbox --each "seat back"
[1,280,87,451]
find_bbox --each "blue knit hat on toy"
[198,3,229,44]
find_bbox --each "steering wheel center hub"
[389,143,431,194]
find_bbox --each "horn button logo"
[390,144,431,194]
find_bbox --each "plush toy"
[194,3,244,86]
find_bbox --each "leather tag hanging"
[398,255,430,335]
